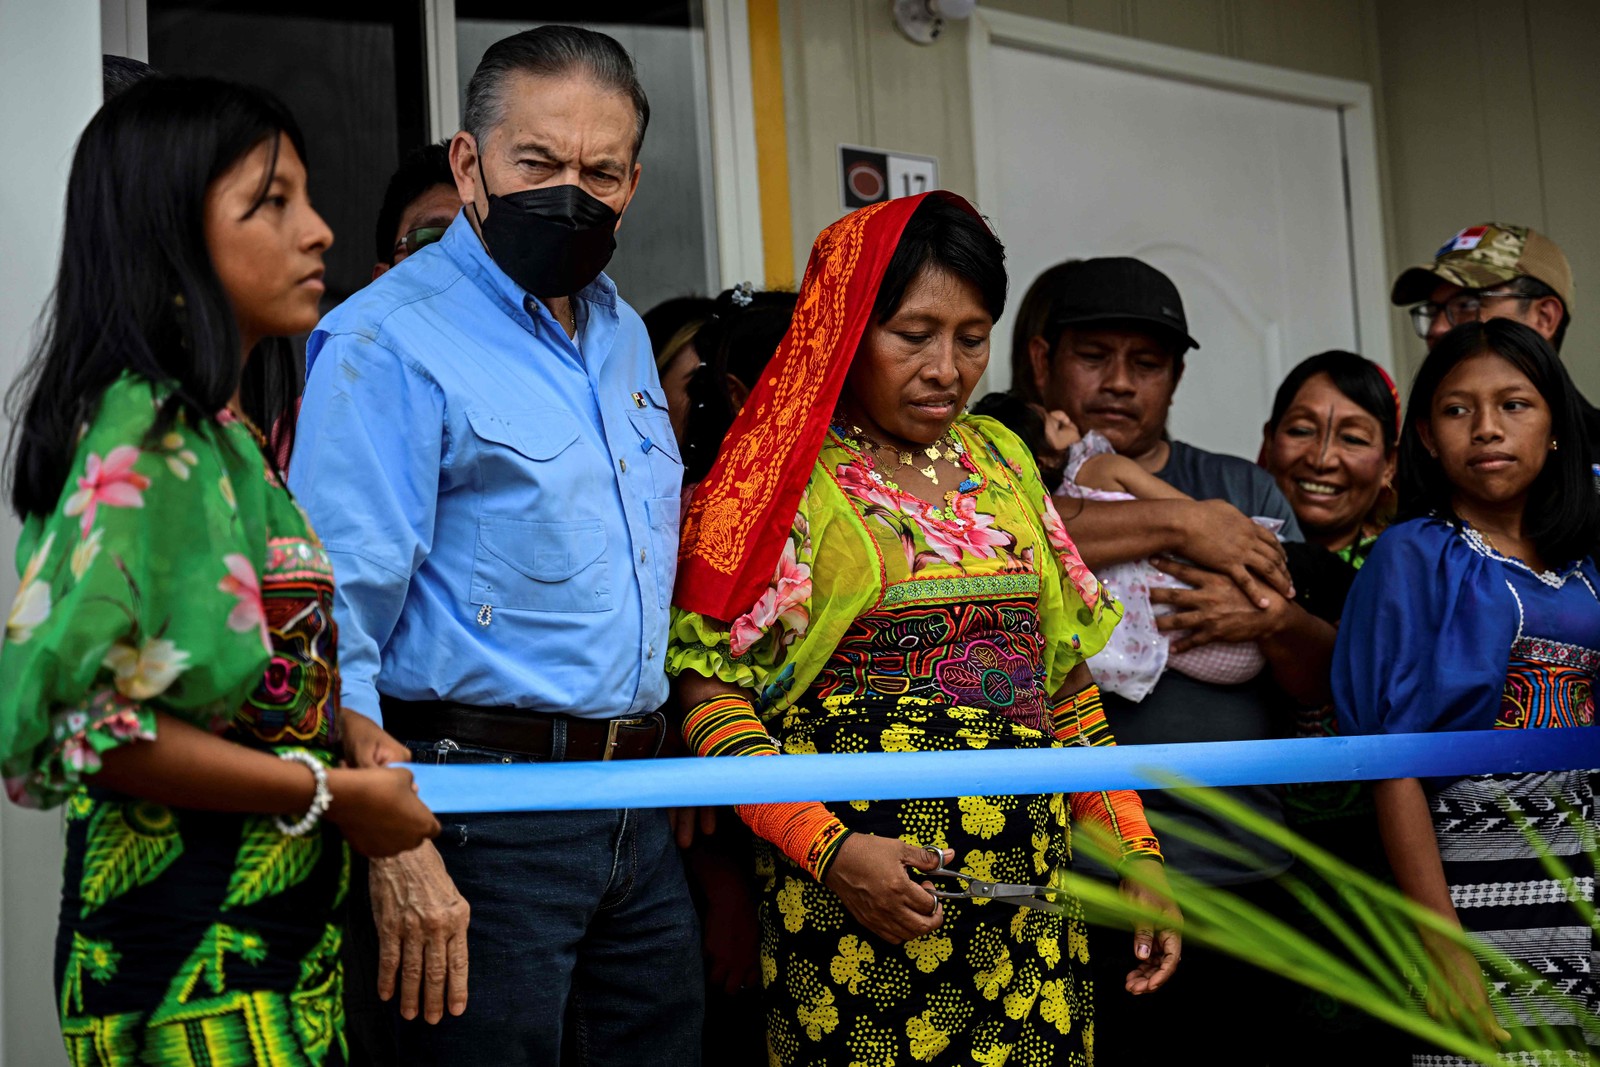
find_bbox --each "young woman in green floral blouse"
[1,78,438,1066]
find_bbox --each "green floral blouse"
[1,374,336,808]
[669,414,1122,716]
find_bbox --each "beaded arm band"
[1051,686,1163,863]
[681,695,853,881]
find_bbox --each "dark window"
[148,0,431,310]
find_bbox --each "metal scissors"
[917,847,1070,915]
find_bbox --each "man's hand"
[824,838,950,944]
[690,849,762,994]
[341,709,410,769]
[668,807,718,848]
[370,840,470,1023]
[1150,558,1290,652]
[1118,857,1182,995]
[1174,499,1292,607]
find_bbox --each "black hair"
[643,295,716,360]
[1506,274,1570,352]
[374,140,454,264]
[967,391,1068,486]
[463,25,650,158]
[872,196,1006,325]
[1396,319,1600,564]
[7,76,308,520]
[1008,261,1078,405]
[696,288,798,390]
[102,55,156,101]
[1266,350,1400,453]
[680,288,797,483]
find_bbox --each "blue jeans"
[346,739,704,1066]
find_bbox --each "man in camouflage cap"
[1391,222,1572,351]
[1392,223,1600,462]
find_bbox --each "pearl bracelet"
[274,750,332,837]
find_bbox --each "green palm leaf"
[79,801,182,918]
[223,817,322,909]
[1066,777,1600,1064]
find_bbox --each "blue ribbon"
[408,729,1600,814]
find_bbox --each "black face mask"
[472,164,619,298]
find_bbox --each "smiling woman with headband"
[670,191,1181,1064]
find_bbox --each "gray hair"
[462,25,651,159]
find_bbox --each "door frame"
[106,0,767,288]
[967,7,1393,377]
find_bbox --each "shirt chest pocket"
[625,387,684,498]
[470,516,610,614]
[465,408,611,614]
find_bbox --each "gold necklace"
[227,406,269,450]
[1465,520,1545,576]
[839,422,965,487]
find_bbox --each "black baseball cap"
[1045,257,1199,353]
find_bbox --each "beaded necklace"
[831,420,983,519]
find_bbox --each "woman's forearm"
[1374,776,1459,923]
[675,670,752,713]
[91,711,318,816]
[1260,604,1337,706]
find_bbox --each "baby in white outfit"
[1037,412,1280,702]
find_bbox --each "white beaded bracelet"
[274,750,332,837]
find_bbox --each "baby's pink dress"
[1058,433,1281,701]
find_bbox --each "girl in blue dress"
[1333,319,1600,1062]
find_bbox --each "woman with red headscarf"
[669,192,1180,1063]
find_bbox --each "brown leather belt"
[380,697,665,762]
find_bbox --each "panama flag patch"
[1437,225,1488,257]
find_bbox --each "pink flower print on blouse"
[218,554,271,651]
[1042,493,1101,611]
[729,538,813,658]
[63,446,150,537]
[833,460,903,512]
[912,493,1010,565]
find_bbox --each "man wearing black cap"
[1020,257,1336,1064]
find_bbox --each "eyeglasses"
[393,226,447,261]
[1407,288,1524,338]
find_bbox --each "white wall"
[0,2,101,1064]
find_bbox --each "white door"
[975,40,1362,462]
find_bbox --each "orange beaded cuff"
[1051,684,1115,748]
[681,695,853,881]
[682,693,780,758]
[1051,685,1163,863]
[736,794,853,881]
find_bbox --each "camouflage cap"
[1390,223,1573,310]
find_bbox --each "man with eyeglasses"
[1392,222,1599,460]
[1392,223,1573,351]
[370,139,459,280]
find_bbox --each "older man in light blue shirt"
[294,214,678,724]
[290,25,701,1067]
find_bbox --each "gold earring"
[1551,439,1560,451]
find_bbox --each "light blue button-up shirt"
[289,212,681,723]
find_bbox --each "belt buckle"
[604,717,643,760]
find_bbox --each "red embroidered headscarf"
[674,191,985,621]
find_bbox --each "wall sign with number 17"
[839,144,940,210]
